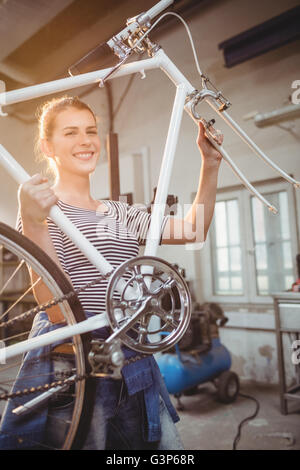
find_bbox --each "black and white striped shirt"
[17,200,168,316]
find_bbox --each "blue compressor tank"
[157,338,232,395]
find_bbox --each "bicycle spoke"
[137,328,148,344]
[160,277,176,292]
[0,259,25,297]
[112,298,129,310]
[0,426,61,450]
[155,307,179,330]
[132,264,151,295]
[0,277,41,321]
[1,329,31,344]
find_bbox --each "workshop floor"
[170,380,300,451]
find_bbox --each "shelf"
[273,293,300,415]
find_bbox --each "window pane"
[215,202,227,247]
[252,198,266,243]
[227,200,240,245]
[230,247,242,272]
[217,247,229,272]
[282,241,292,269]
[279,192,290,240]
[255,243,267,270]
[231,276,243,293]
[257,275,269,294]
[218,276,229,292]
[251,191,294,295]
[212,198,243,296]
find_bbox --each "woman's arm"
[161,121,223,245]
[18,174,68,323]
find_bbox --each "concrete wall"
[0,0,299,384]
[220,320,298,386]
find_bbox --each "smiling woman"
[1,93,223,450]
[4,95,185,450]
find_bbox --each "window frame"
[209,188,249,303]
[199,177,299,306]
[244,178,299,304]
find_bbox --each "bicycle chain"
[0,269,114,329]
[0,352,150,401]
[0,372,88,401]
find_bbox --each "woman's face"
[44,107,101,178]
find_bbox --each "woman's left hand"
[197,120,223,166]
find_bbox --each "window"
[204,178,299,305]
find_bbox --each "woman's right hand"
[18,174,58,225]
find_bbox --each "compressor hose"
[232,393,260,450]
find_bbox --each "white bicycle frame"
[0,0,299,361]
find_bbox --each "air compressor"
[157,301,240,410]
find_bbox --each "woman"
[1,95,223,450]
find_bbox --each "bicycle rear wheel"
[0,222,94,450]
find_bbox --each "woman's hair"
[35,95,97,179]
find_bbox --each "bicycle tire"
[0,222,95,450]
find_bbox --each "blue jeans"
[46,374,184,450]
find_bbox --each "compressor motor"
[158,284,240,406]
[177,302,229,354]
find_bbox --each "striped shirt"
[17,200,169,316]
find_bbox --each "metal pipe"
[254,104,300,127]
[144,83,188,255]
[0,56,160,108]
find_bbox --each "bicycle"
[0,0,299,449]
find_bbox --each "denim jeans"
[46,374,184,450]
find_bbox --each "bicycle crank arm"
[104,296,153,346]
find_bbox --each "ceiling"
[0,0,206,117]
